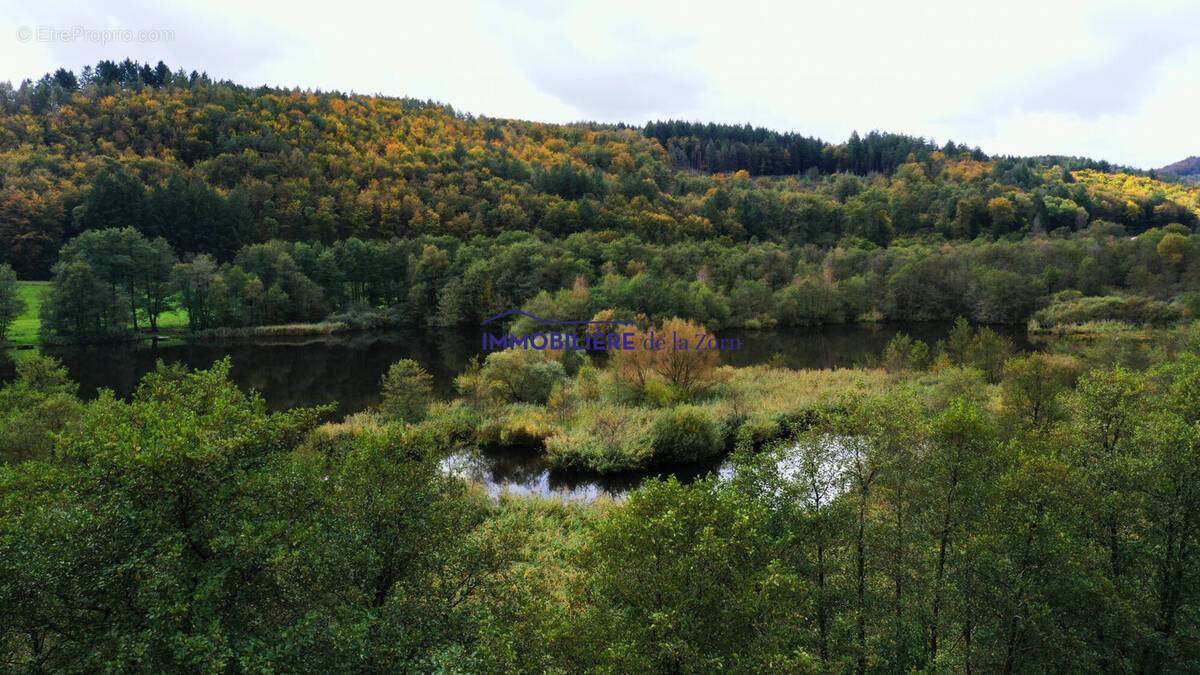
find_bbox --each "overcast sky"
[2,0,1197,169]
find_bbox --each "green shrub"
[650,405,724,463]
[737,413,786,447]
[521,360,568,404]
[418,400,480,443]
[379,359,433,422]
[575,365,600,401]
[936,318,1013,382]
[642,379,679,408]
[882,332,930,372]
[1001,353,1081,427]
[561,349,589,377]
[479,350,567,404]
[928,366,990,410]
[0,354,83,463]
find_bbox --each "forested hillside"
[3,59,1198,282]
[4,60,1200,344]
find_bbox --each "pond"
[441,445,726,502]
[4,322,1030,500]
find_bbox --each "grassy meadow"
[5,280,190,349]
[7,281,46,345]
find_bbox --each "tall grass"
[482,365,890,473]
[193,321,350,340]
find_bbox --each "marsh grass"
[194,321,350,340]
[484,365,891,473]
[1028,319,1142,336]
[317,410,386,438]
[478,404,557,446]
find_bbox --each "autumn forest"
[2,58,1200,673]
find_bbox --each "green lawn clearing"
[7,281,47,345]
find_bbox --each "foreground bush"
[650,405,724,463]
[0,359,518,672]
[0,355,83,463]
[575,478,812,672]
[6,346,1200,672]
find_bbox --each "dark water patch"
[12,322,1030,416]
[35,329,479,416]
[443,444,724,501]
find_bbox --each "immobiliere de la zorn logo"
[480,310,741,352]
